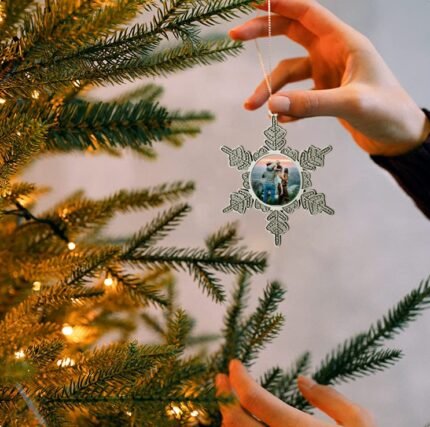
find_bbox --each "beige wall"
[24,1,430,425]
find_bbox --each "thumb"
[269,88,347,118]
[297,376,376,426]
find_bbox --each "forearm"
[370,109,430,219]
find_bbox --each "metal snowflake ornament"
[221,115,334,246]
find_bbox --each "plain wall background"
[24,1,430,425]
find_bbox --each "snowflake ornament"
[221,115,334,246]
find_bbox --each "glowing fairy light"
[190,410,199,417]
[67,241,76,251]
[103,276,114,286]
[61,324,74,336]
[0,98,6,104]
[14,350,25,359]
[172,406,182,416]
[125,411,132,417]
[31,90,40,100]
[32,281,41,291]
[56,357,75,367]
[60,208,69,218]
[73,80,81,88]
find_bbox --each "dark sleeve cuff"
[370,108,430,219]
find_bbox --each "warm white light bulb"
[190,410,199,417]
[57,357,75,367]
[67,241,76,251]
[32,281,41,291]
[62,324,74,336]
[14,350,25,359]
[0,98,6,104]
[104,276,113,286]
[172,406,182,416]
[31,90,40,100]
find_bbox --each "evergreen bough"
[0,0,428,425]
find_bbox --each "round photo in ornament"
[250,153,301,207]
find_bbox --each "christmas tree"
[0,1,429,425]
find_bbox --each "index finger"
[216,374,263,427]
[229,360,331,427]
[258,0,356,38]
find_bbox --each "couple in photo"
[261,161,289,205]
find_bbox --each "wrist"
[379,109,430,157]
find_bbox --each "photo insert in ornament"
[250,153,301,208]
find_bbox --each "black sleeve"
[370,108,430,219]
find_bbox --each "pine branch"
[42,342,179,404]
[1,38,243,96]
[114,83,164,104]
[261,352,311,400]
[365,276,430,346]
[39,181,194,237]
[288,349,403,411]
[32,0,155,60]
[217,272,251,372]
[127,246,267,275]
[190,264,226,303]
[0,0,35,39]
[205,221,241,254]
[168,0,264,28]
[110,268,169,308]
[284,278,430,411]
[61,247,119,286]
[46,99,172,151]
[313,276,430,386]
[239,282,286,366]
[25,339,64,369]
[0,285,104,353]
[166,309,192,350]
[122,203,191,256]
[0,118,46,191]
[162,109,214,147]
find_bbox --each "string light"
[0,98,5,104]
[60,208,69,219]
[16,131,21,136]
[190,410,199,417]
[0,2,4,23]
[32,281,41,291]
[61,324,74,336]
[171,406,182,416]
[67,241,76,251]
[73,80,81,88]
[14,350,25,359]
[56,357,75,367]
[103,275,114,287]
[125,411,132,417]
[31,90,40,100]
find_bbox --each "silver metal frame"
[221,115,334,246]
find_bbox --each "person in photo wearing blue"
[262,161,278,204]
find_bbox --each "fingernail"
[215,374,222,385]
[216,373,225,386]
[228,28,240,39]
[229,359,242,370]
[270,95,290,113]
[244,99,253,109]
[298,376,316,390]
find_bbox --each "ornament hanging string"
[254,0,276,117]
